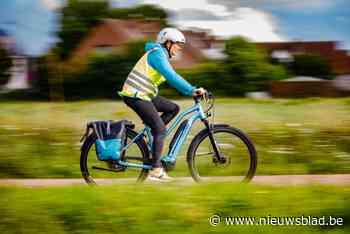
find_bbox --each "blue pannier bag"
[91,120,129,161]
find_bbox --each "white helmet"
[156,27,186,44]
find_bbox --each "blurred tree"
[63,40,145,100]
[56,0,109,60]
[35,40,145,100]
[0,46,13,85]
[108,4,168,26]
[177,62,229,96]
[123,40,147,60]
[35,55,50,99]
[56,1,168,61]
[291,54,333,79]
[177,37,289,96]
[35,53,65,100]
[224,36,287,94]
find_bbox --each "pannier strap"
[80,125,90,143]
[80,120,134,143]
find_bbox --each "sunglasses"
[175,42,185,49]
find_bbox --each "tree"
[108,4,168,26]
[223,36,287,94]
[0,46,13,85]
[56,0,109,60]
[291,54,333,79]
[62,40,146,100]
[55,1,168,60]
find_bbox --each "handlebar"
[193,90,214,113]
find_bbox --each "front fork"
[202,119,226,163]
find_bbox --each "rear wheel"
[80,128,150,185]
[187,125,257,183]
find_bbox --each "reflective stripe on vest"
[127,70,157,94]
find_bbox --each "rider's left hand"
[193,87,206,97]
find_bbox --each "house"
[70,19,206,68]
[256,41,350,97]
[256,41,350,75]
[0,29,30,90]
[269,76,334,97]
[182,28,227,59]
[269,75,350,97]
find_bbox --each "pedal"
[161,159,176,172]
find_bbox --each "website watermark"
[208,214,344,226]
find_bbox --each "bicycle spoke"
[190,128,256,181]
[124,156,145,161]
[217,143,235,149]
[196,152,214,156]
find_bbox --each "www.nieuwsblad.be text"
[208,214,344,226]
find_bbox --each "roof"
[283,76,326,82]
[103,18,161,40]
[256,41,350,75]
[69,19,206,68]
[256,41,337,53]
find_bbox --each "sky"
[0,0,349,56]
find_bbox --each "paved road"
[1,174,350,187]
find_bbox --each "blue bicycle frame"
[117,100,207,170]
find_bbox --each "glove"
[192,87,206,97]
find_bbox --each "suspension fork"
[202,119,223,160]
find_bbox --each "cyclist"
[118,27,205,181]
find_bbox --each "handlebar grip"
[195,90,202,96]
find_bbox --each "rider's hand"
[193,87,206,97]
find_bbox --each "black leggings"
[123,96,180,168]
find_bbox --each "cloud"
[140,0,285,42]
[40,0,61,10]
[143,0,229,16]
[174,7,285,42]
[207,0,338,11]
[271,0,337,10]
[168,9,223,21]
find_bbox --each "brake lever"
[203,92,208,103]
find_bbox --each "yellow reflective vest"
[118,48,166,101]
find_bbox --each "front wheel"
[187,125,257,183]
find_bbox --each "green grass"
[0,183,349,234]
[0,97,350,178]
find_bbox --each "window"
[94,45,113,55]
[271,50,294,63]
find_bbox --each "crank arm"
[91,166,125,172]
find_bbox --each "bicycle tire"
[80,128,150,185]
[187,125,257,183]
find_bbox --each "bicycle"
[80,91,257,185]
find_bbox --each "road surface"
[0,174,350,187]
